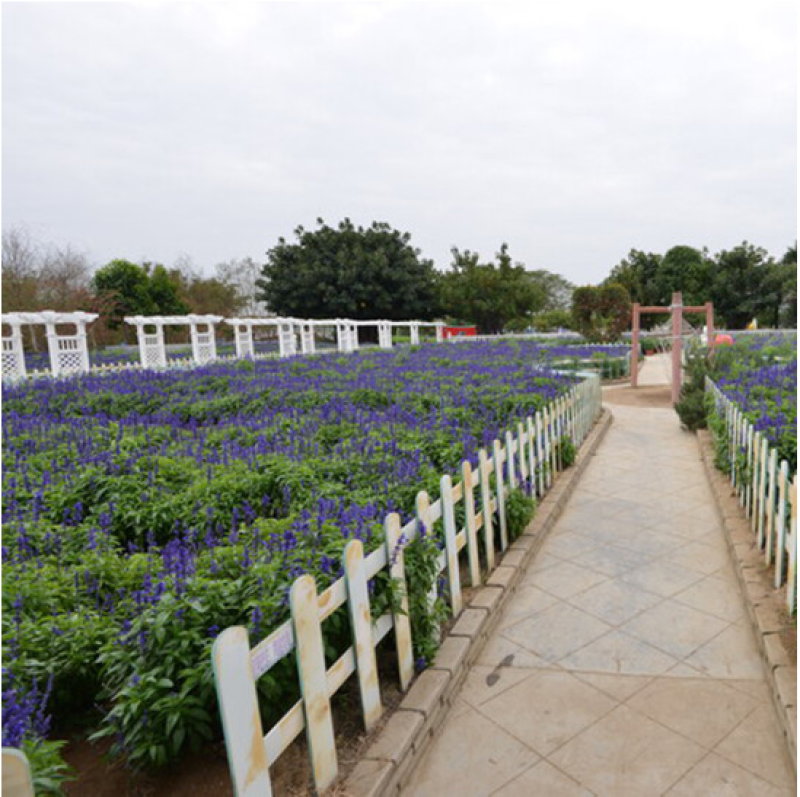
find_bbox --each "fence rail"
[212,373,602,795]
[705,377,797,614]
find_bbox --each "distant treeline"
[2,222,796,346]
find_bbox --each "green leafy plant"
[403,528,449,669]
[505,488,536,541]
[22,738,74,795]
[675,346,711,431]
[557,435,577,468]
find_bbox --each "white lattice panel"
[279,326,297,357]
[197,343,214,363]
[2,350,26,381]
[144,346,163,368]
[236,329,254,358]
[54,337,86,375]
[301,327,315,354]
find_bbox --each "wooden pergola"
[631,291,714,404]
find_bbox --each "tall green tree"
[92,259,157,328]
[257,218,440,320]
[758,244,797,328]
[439,244,544,333]
[603,249,662,307]
[147,264,189,316]
[709,242,773,329]
[652,245,711,306]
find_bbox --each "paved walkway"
[403,358,795,796]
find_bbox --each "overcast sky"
[2,1,796,284]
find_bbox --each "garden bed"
[2,339,599,790]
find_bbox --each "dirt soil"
[62,645,407,797]
[602,384,673,409]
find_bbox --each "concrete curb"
[343,408,614,797]
[697,429,797,771]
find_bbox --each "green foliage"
[709,242,773,330]
[674,345,711,431]
[257,218,440,320]
[603,249,662,311]
[92,260,158,327]
[22,738,74,795]
[602,240,797,332]
[439,244,545,334]
[531,308,573,332]
[403,531,448,668]
[146,264,188,316]
[653,246,711,307]
[706,401,731,474]
[505,488,536,540]
[571,283,632,343]
[557,435,577,467]
[91,594,219,768]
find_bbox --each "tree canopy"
[256,218,440,320]
[439,244,544,334]
[602,242,797,329]
[571,283,632,342]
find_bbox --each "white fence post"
[505,430,517,490]
[212,627,271,796]
[535,411,545,497]
[440,474,463,616]
[344,539,383,730]
[416,490,440,642]
[2,749,35,797]
[526,417,537,496]
[478,449,496,570]
[461,461,482,587]
[385,513,414,690]
[291,575,337,791]
[765,449,778,565]
[493,439,508,550]
[517,422,529,495]
[788,477,797,614]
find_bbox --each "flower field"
[710,332,797,471]
[2,339,617,785]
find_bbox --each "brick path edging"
[697,429,797,771]
[343,408,615,797]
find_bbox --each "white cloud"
[2,1,795,282]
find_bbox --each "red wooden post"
[631,303,640,388]
[706,302,714,348]
[671,292,682,405]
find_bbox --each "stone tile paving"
[402,374,796,796]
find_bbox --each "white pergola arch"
[380,320,444,345]
[225,317,324,358]
[2,310,97,379]
[125,315,223,368]
[1,311,99,380]
[2,313,449,382]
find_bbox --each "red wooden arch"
[631,291,714,404]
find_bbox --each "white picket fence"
[705,377,797,613]
[212,373,602,795]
